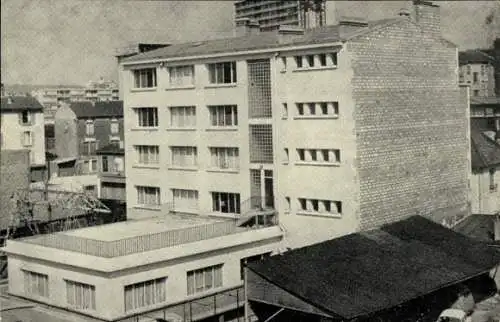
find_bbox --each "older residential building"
[53,100,124,179]
[234,0,326,31]
[459,50,496,97]
[97,143,126,202]
[120,0,470,249]
[0,96,47,182]
[470,98,500,215]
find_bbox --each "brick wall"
[349,18,470,229]
[0,150,30,229]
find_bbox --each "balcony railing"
[20,217,277,258]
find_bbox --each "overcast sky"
[1,0,499,86]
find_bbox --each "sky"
[1,0,499,86]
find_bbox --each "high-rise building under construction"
[234,0,326,31]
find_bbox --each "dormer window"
[85,120,95,136]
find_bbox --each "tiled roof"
[121,18,403,63]
[0,96,43,111]
[247,215,500,320]
[69,100,123,119]
[459,50,495,65]
[453,214,500,245]
[470,119,500,170]
[470,96,500,106]
[96,144,124,155]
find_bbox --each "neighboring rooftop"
[459,50,495,65]
[470,96,500,106]
[453,214,500,245]
[0,96,44,111]
[470,119,500,169]
[247,215,500,320]
[68,100,123,118]
[121,18,403,63]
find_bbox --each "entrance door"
[264,170,274,208]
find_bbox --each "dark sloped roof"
[453,214,500,245]
[96,144,124,155]
[470,119,500,169]
[0,96,43,111]
[247,215,500,320]
[459,50,495,65]
[121,18,403,63]
[69,100,123,119]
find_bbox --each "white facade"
[0,109,46,166]
[470,168,500,215]
[459,63,496,98]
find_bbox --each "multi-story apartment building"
[120,0,470,249]
[459,50,496,97]
[234,0,326,31]
[53,100,124,178]
[0,96,46,182]
[32,79,120,125]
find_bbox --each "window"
[466,65,471,75]
[170,106,196,128]
[169,65,194,87]
[490,168,497,192]
[296,148,340,164]
[295,56,303,68]
[473,72,479,84]
[298,198,342,215]
[22,131,33,146]
[296,101,339,117]
[23,270,49,298]
[209,147,239,170]
[280,57,287,71]
[171,146,197,167]
[65,280,96,311]
[319,53,327,66]
[135,145,159,165]
[19,110,32,125]
[85,120,94,136]
[282,103,288,119]
[172,189,199,211]
[115,157,124,172]
[90,158,98,172]
[208,62,237,84]
[110,118,119,134]
[211,192,240,214]
[187,264,223,296]
[473,90,480,97]
[135,107,158,127]
[294,53,337,69]
[133,68,157,88]
[137,186,161,206]
[306,55,315,67]
[124,277,166,312]
[82,141,98,155]
[283,148,289,163]
[285,197,291,213]
[208,105,238,127]
[102,156,109,172]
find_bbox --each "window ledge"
[131,127,159,132]
[293,115,339,120]
[165,85,195,91]
[281,116,288,120]
[296,211,342,219]
[204,83,237,89]
[280,70,286,74]
[207,168,239,174]
[166,128,196,132]
[295,161,340,167]
[131,87,157,92]
[132,164,160,169]
[133,205,161,211]
[282,161,289,165]
[170,209,200,215]
[206,127,238,132]
[83,137,96,142]
[167,167,198,172]
[292,66,338,72]
[207,212,240,219]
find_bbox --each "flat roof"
[61,215,225,241]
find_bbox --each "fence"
[22,220,244,258]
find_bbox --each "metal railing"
[20,219,265,258]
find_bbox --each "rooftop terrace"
[18,213,277,258]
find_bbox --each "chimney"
[337,16,369,37]
[234,18,260,37]
[277,24,305,43]
[413,0,441,38]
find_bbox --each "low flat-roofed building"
[2,213,282,321]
